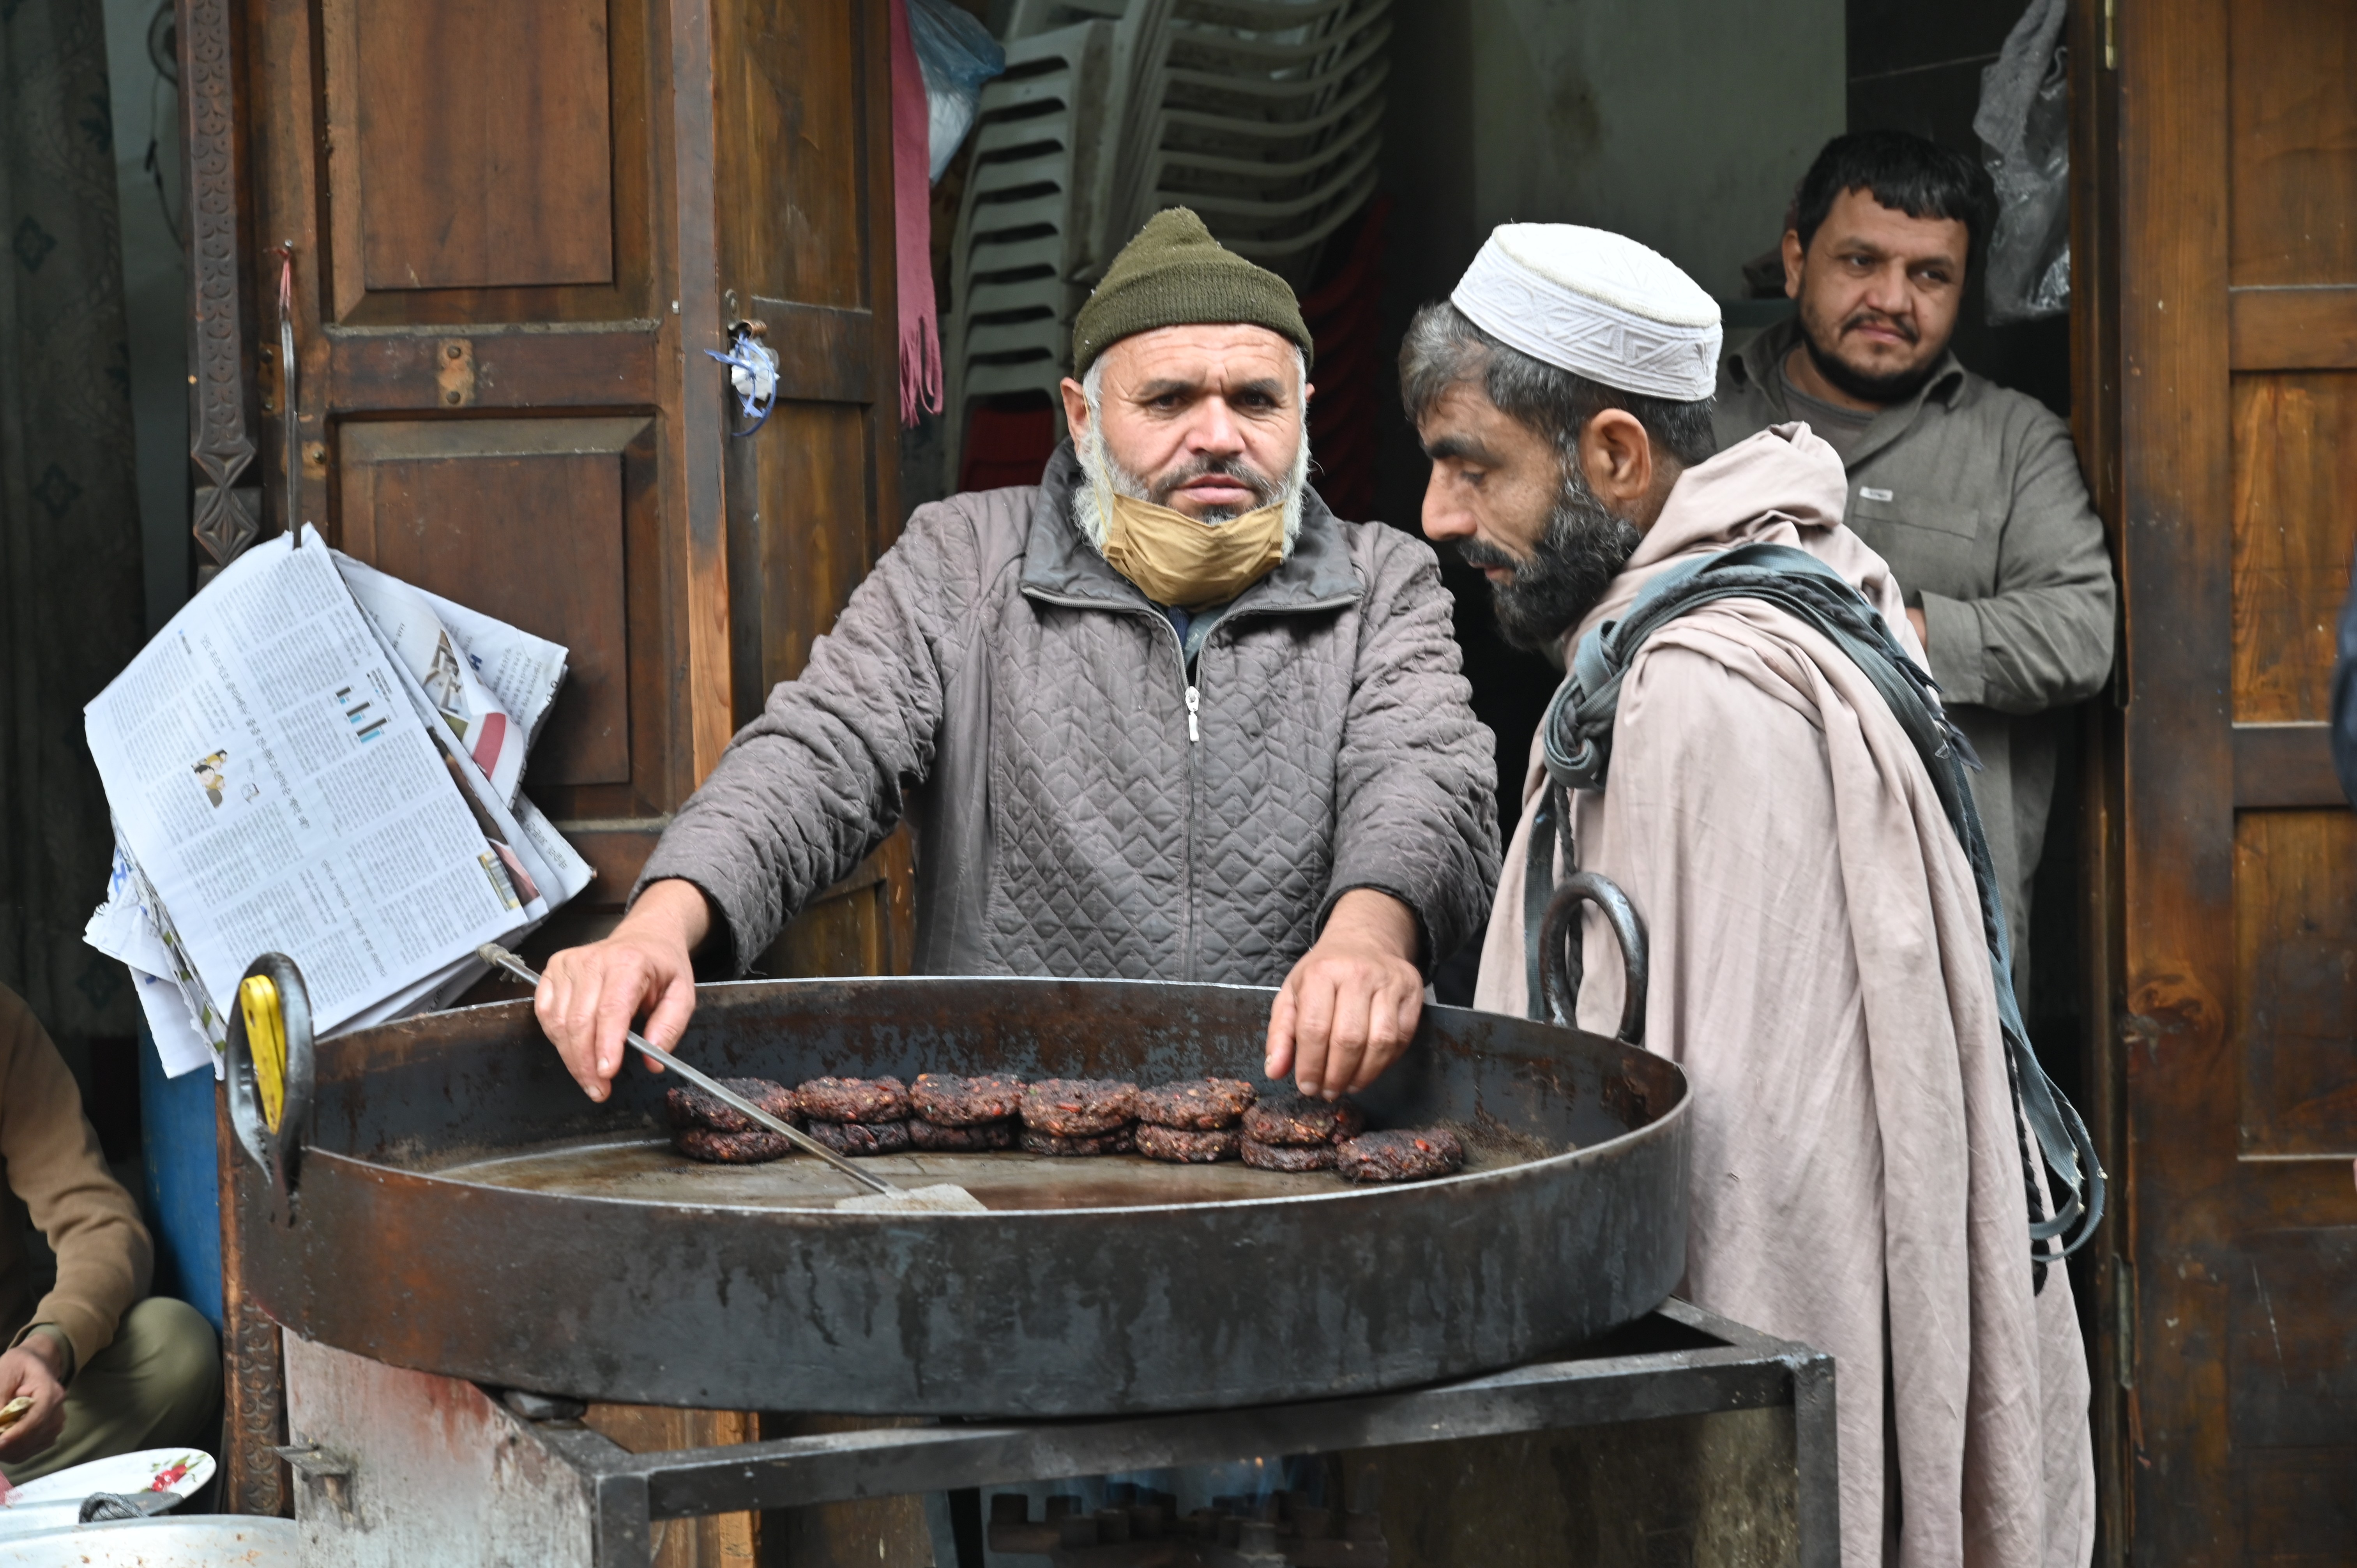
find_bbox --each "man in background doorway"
[1716,129,2115,991]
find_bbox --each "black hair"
[1791,130,1993,261]
[1398,302,1718,471]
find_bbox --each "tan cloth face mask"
[1098,490,1286,611]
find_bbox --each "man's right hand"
[0,1331,69,1464]
[532,879,714,1102]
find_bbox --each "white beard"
[1071,412,1311,558]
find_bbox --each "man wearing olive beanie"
[537,210,1498,1109]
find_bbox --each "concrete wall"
[1384,0,1846,313]
[1465,0,1845,300]
[1370,0,1847,883]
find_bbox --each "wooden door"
[195,0,911,1516]
[714,0,917,978]
[2110,0,2357,1557]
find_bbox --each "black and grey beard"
[1800,309,1937,404]
[1456,468,1643,653]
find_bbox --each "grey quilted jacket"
[635,444,1499,984]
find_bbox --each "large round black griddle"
[230,971,1689,1417]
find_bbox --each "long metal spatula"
[478,945,985,1213]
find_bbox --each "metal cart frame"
[282,1298,1835,1567]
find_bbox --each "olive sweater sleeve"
[0,987,151,1374]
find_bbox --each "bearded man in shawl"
[1413,225,2093,1567]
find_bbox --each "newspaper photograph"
[415,582,569,757]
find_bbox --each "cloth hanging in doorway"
[0,0,147,1054]
[889,0,943,427]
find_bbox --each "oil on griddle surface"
[430,1114,1558,1213]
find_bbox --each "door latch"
[707,320,778,434]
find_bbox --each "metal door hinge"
[2103,0,2117,70]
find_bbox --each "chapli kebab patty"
[1242,1093,1365,1147]
[910,1073,1024,1126]
[665,1077,799,1134]
[796,1076,910,1123]
[1021,1124,1135,1157]
[1020,1078,1139,1137]
[1134,1122,1241,1164]
[908,1118,1016,1152]
[1134,1078,1256,1130]
[1336,1128,1466,1183]
[802,1118,913,1157]
[1240,1137,1336,1172]
[675,1125,796,1164]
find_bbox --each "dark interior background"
[1364,0,2085,1057]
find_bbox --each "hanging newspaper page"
[83,528,551,1037]
[414,583,568,756]
[364,592,595,918]
[84,840,220,1076]
[334,553,533,805]
[331,550,590,908]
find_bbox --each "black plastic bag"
[1975,0,2071,323]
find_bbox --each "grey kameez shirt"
[1713,318,2117,989]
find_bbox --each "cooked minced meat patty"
[674,1125,795,1164]
[665,1077,798,1134]
[802,1119,913,1156]
[1020,1079,1139,1136]
[796,1077,910,1123]
[1135,1123,1241,1163]
[910,1073,1024,1126]
[908,1117,1016,1152]
[1134,1078,1256,1130]
[1240,1137,1336,1172]
[1337,1129,1466,1183]
[1020,1124,1134,1157]
[1241,1093,1365,1147]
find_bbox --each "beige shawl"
[1477,425,2093,1568]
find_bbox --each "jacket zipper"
[1167,619,1196,973]
[1019,586,1355,980]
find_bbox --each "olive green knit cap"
[1072,208,1314,379]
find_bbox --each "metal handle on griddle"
[1537,872,1648,1046]
[476,944,897,1198]
[225,951,315,1215]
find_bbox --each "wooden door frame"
[2094,0,2357,1557]
[2064,0,2129,1559]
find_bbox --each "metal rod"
[477,944,894,1198]
[504,1300,1842,1568]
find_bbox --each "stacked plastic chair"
[1107,0,1391,290]
[943,18,1117,484]
[947,0,1391,484]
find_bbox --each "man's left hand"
[1265,890,1423,1099]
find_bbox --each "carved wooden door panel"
[196,0,912,1518]
[2115,0,2357,1557]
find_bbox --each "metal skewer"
[479,944,985,1213]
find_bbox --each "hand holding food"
[0,1335,69,1461]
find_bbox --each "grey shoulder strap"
[1526,542,2104,1274]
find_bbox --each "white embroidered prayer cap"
[1451,224,1722,402]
